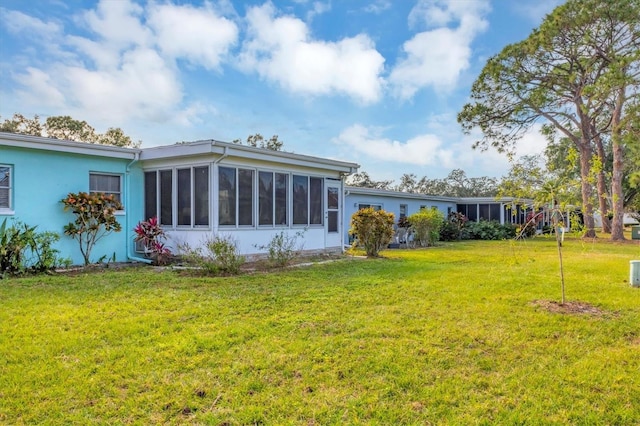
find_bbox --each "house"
[1,132,144,265]
[343,187,538,244]
[1,132,358,265]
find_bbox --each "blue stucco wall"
[344,192,457,244]
[1,144,144,265]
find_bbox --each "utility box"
[631,261,640,288]
[632,226,640,240]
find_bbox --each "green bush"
[350,208,395,257]
[408,209,444,247]
[179,235,245,275]
[465,220,516,240]
[1,218,67,277]
[255,230,305,268]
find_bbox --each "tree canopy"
[0,113,140,148]
[232,133,284,151]
[458,0,640,240]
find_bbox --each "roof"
[345,186,458,203]
[346,186,535,205]
[0,131,140,159]
[140,139,360,174]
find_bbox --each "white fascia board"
[345,186,458,203]
[0,132,139,159]
[140,140,360,174]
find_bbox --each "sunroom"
[138,140,359,256]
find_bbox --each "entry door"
[325,180,342,248]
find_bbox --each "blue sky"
[0,0,563,182]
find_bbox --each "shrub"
[350,208,395,257]
[134,216,171,265]
[1,218,67,277]
[518,211,542,238]
[179,235,245,275]
[465,220,516,240]
[255,230,305,268]
[61,192,123,265]
[408,209,444,247]
[440,212,468,241]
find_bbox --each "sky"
[0,0,565,183]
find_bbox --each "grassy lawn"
[1,237,639,424]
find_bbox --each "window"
[399,204,408,219]
[160,170,172,226]
[293,175,323,226]
[0,165,11,210]
[144,166,209,227]
[358,204,382,211]
[89,173,121,201]
[176,166,210,227]
[144,171,157,220]
[219,166,254,227]
[259,171,288,226]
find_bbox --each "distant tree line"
[0,113,140,148]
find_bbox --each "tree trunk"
[610,87,626,241]
[593,133,611,233]
[579,144,597,238]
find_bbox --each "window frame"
[292,174,324,227]
[218,166,256,228]
[0,164,12,212]
[258,170,289,227]
[144,165,211,229]
[89,172,122,203]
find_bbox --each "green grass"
[1,238,639,424]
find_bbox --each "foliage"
[439,212,468,241]
[61,192,123,265]
[0,218,66,276]
[133,217,171,265]
[254,230,305,268]
[349,207,395,257]
[232,133,283,151]
[180,235,245,275]
[465,220,517,241]
[346,171,393,190]
[519,211,543,238]
[407,208,444,247]
[1,240,639,424]
[0,113,140,147]
[458,0,640,240]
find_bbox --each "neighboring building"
[344,187,537,244]
[1,132,144,265]
[1,132,358,265]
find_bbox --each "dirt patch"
[532,299,615,317]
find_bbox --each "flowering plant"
[134,217,171,263]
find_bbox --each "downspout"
[125,151,152,264]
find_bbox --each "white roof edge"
[140,139,360,173]
[0,131,140,159]
[345,186,459,202]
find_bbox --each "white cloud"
[147,3,238,70]
[1,8,62,39]
[511,0,564,24]
[363,1,392,14]
[238,3,385,103]
[4,0,241,128]
[332,124,456,167]
[14,67,66,108]
[306,1,331,22]
[390,0,490,99]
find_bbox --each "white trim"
[0,132,139,159]
[0,164,12,211]
[140,140,359,174]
